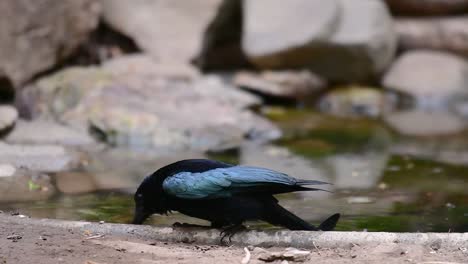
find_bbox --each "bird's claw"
[219,224,246,245]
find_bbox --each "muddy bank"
[1,214,467,264]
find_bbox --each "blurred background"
[0,0,467,232]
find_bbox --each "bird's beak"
[132,206,151,225]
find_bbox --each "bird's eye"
[135,193,144,201]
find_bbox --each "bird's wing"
[162,166,329,199]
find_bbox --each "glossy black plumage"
[132,159,340,234]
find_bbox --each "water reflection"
[324,151,389,189]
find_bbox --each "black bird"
[132,159,340,239]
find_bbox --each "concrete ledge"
[2,215,467,249]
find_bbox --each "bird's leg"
[219,223,247,245]
[172,222,210,228]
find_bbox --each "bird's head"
[131,175,168,225]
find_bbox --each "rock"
[18,65,113,120]
[384,110,467,136]
[243,0,339,60]
[0,167,55,202]
[0,164,16,178]
[5,119,95,147]
[383,51,468,103]
[0,105,18,135]
[383,50,468,136]
[0,0,100,86]
[242,0,396,82]
[256,248,311,262]
[395,16,468,57]
[384,0,468,16]
[317,86,385,118]
[101,0,222,63]
[23,55,280,151]
[102,55,200,81]
[0,142,80,172]
[233,70,325,99]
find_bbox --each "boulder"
[22,55,280,151]
[384,0,468,16]
[0,0,100,86]
[0,105,18,135]
[0,142,81,172]
[233,70,325,99]
[101,0,222,63]
[242,0,396,82]
[5,119,95,147]
[383,51,468,102]
[395,16,468,57]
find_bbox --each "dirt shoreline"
[1,214,467,264]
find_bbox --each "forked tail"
[262,203,340,231]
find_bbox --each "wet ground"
[1,107,467,233]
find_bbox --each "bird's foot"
[219,224,247,245]
[172,222,209,228]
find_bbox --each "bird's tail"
[262,203,340,231]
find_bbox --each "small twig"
[241,247,251,264]
[312,241,319,251]
[85,234,105,240]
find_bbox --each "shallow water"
[1,108,467,232]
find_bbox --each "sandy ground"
[0,215,467,264]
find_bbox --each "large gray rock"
[23,55,280,151]
[5,119,95,147]
[383,51,468,102]
[0,0,100,86]
[0,142,81,172]
[242,0,397,82]
[101,0,222,63]
[385,0,468,16]
[396,16,468,57]
[243,0,339,62]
